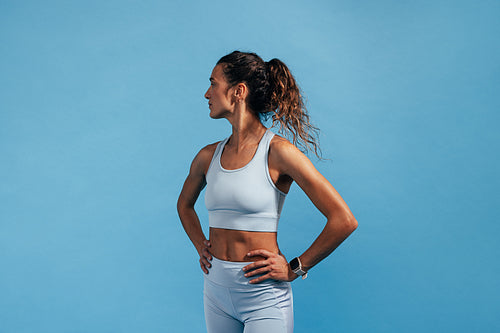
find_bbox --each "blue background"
[1,0,499,332]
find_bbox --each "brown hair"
[217,51,321,159]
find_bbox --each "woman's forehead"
[210,64,228,84]
[211,64,224,78]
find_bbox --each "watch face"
[290,258,299,270]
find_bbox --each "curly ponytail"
[265,58,321,158]
[217,51,321,158]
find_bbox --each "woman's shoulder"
[201,140,220,153]
[190,141,222,175]
[269,132,313,176]
[269,132,302,158]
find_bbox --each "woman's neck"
[226,110,267,152]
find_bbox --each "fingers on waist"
[243,259,269,271]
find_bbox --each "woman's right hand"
[198,240,213,274]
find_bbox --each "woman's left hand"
[242,249,298,284]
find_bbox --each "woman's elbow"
[177,195,195,217]
[327,211,358,233]
[177,196,188,216]
[347,215,358,233]
[329,211,358,235]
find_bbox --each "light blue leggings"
[203,256,294,333]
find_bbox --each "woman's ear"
[234,82,248,100]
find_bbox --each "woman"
[177,51,357,333]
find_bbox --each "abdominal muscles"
[209,228,279,262]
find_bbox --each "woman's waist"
[209,227,279,262]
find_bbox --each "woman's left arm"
[243,139,358,283]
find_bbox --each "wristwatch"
[289,257,308,280]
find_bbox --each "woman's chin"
[209,111,224,119]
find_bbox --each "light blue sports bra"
[204,128,287,232]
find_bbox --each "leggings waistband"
[204,256,288,289]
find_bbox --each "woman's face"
[204,64,235,119]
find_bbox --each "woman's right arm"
[176,144,217,274]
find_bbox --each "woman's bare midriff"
[209,228,280,262]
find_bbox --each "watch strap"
[290,257,308,280]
